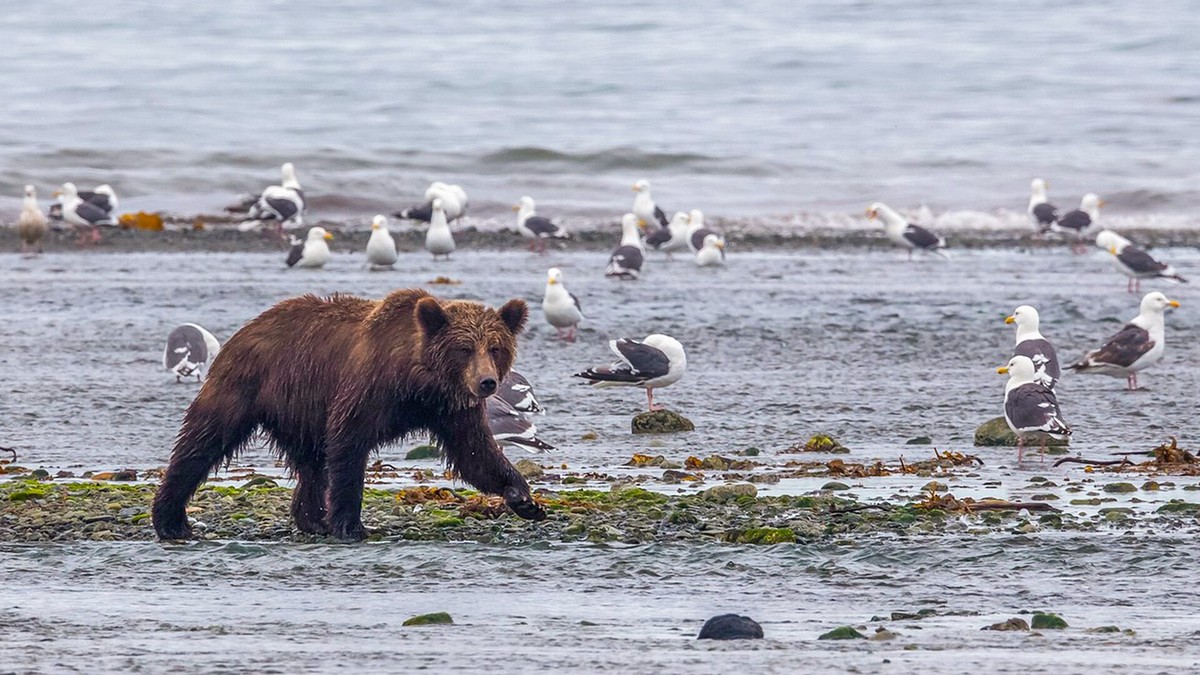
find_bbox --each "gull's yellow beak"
[866,208,877,219]
[512,204,520,211]
[547,277,558,285]
[1004,315,1016,324]
[324,232,334,241]
[637,219,647,228]
[1168,300,1181,308]
[716,241,726,250]
[1098,199,1107,207]
[1109,246,1119,255]
[997,366,1009,375]
[52,190,62,197]
[631,184,639,191]
[371,222,380,230]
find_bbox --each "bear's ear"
[416,297,450,336]
[498,299,528,335]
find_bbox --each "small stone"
[631,410,695,434]
[580,432,598,441]
[403,612,453,626]
[974,417,1070,447]
[1086,625,1122,634]
[405,445,442,461]
[1030,613,1068,630]
[818,626,866,640]
[905,436,933,445]
[921,481,947,493]
[871,627,899,641]
[29,468,50,480]
[1103,482,1136,494]
[697,614,764,640]
[737,527,796,544]
[240,476,278,489]
[742,447,761,456]
[1141,481,1161,491]
[797,434,849,453]
[820,481,850,491]
[514,459,544,479]
[983,618,1029,631]
[702,483,757,501]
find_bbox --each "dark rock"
[736,527,795,544]
[983,617,1029,631]
[632,410,695,434]
[1103,482,1136,494]
[818,626,866,640]
[974,417,1069,447]
[905,436,933,445]
[697,614,763,640]
[405,444,442,460]
[702,483,757,501]
[820,481,850,491]
[514,459,543,479]
[240,476,278,489]
[1031,612,1068,629]
[403,612,453,626]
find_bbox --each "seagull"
[58,182,116,245]
[245,162,306,236]
[17,185,47,255]
[573,334,687,411]
[998,355,1071,463]
[514,196,569,253]
[695,233,726,267]
[641,211,689,260]
[604,213,645,280]
[1052,193,1103,253]
[1068,291,1180,390]
[543,267,584,341]
[866,202,948,259]
[286,226,333,268]
[631,179,669,229]
[48,184,117,222]
[487,395,554,453]
[685,209,723,255]
[365,214,398,268]
[498,370,544,414]
[163,324,221,383]
[1005,305,1060,389]
[1095,230,1187,294]
[424,198,455,260]
[1028,178,1058,234]
[395,182,467,223]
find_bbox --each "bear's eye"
[453,345,472,358]
[489,346,502,358]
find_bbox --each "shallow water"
[3,247,1199,671]
[3,1,1199,219]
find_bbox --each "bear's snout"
[478,376,498,396]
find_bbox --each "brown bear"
[151,288,546,542]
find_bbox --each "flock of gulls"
[12,166,1192,462]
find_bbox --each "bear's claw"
[504,487,546,521]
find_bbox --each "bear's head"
[415,296,528,401]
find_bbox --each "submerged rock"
[794,434,849,453]
[983,617,1029,631]
[403,612,453,626]
[702,483,757,501]
[818,626,866,640]
[631,410,695,434]
[1031,612,1068,629]
[405,445,442,461]
[1103,482,1136,494]
[974,417,1069,447]
[697,614,764,640]
[736,527,796,544]
[514,459,544,480]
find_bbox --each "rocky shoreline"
[4,478,1200,544]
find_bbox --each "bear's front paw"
[330,520,368,543]
[504,487,547,521]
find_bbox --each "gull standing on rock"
[695,234,726,267]
[1095,230,1187,294]
[424,198,456,260]
[867,202,948,259]
[574,334,687,412]
[365,215,398,268]
[1005,305,1060,389]
[604,213,645,279]
[17,185,47,255]
[514,196,569,253]
[286,227,333,269]
[542,267,584,341]
[245,162,306,237]
[1027,178,1058,234]
[1068,291,1180,390]
[1052,193,1103,253]
[998,355,1071,463]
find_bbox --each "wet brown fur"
[151,288,541,541]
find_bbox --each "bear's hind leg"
[324,445,371,542]
[152,391,257,540]
[290,453,330,535]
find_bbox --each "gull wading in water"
[998,355,1071,463]
[866,202,948,259]
[365,215,398,268]
[286,227,333,269]
[514,196,570,254]
[1068,291,1179,391]
[573,334,687,412]
[17,185,48,255]
[1052,192,1103,253]
[542,268,584,341]
[604,213,645,280]
[1027,178,1058,234]
[424,198,456,260]
[1095,230,1188,294]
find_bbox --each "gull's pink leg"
[1017,437,1025,463]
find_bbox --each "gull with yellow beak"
[998,355,1071,463]
[1068,291,1180,390]
[542,267,584,341]
[514,196,569,254]
[631,179,669,229]
[1005,305,1060,390]
[695,233,726,267]
[365,215,398,268]
[286,226,333,268]
[1027,178,1058,234]
[1052,193,1103,253]
[866,202,947,259]
[1094,230,1187,294]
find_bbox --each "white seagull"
[1027,178,1058,234]
[514,196,569,253]
[1068,291,1180,390]
[365,214,398,268]
[59,182,117,245]
[604,213,645,279]
[685,209,723,255]
[631,179,669,229]
[1005,305,1060,389]
[574,334,687,411]
[17,185,48,255]
[695,233,726,267]
[424,198,456,260]
[866,202,948,259]
[1095,230,1187,294]
[542,267,584,342]
[395,181,468,223]
[1052,193,1103,253]
[498,370,544,414]
[998,355,1071,463]
[286,226,333,268]
[163,323,221,383]
[246,162,306,236]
